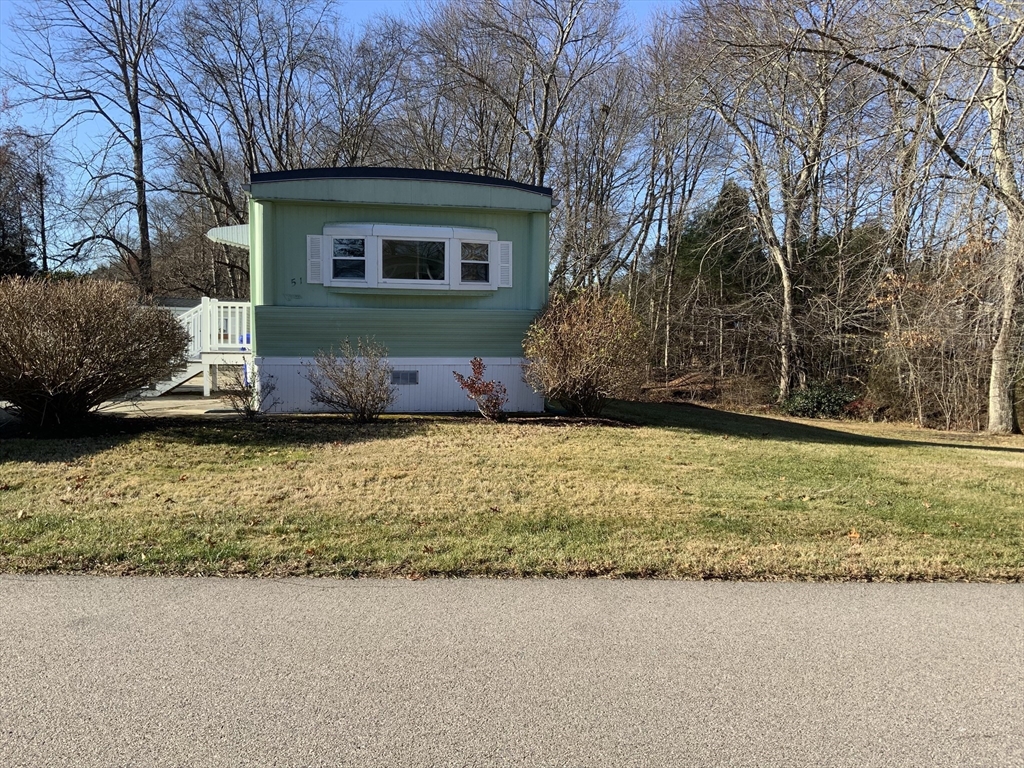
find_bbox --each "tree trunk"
[777,256,796,401]
[132,126,152,296]
[987,228,1024,433]
[35,171,47,273]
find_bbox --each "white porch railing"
[180,304,204,360]
[178,297,252,360]
[156,297,252,397]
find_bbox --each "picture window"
[314,225,508,291]
[382,239,446,281]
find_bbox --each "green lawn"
[1,401,1022,580]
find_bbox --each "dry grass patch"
[0,403,1022,580]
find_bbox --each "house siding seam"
[253,306,539,358]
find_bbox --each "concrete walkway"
[2,385,233,424]
[98,384,235,419]
[1,577,1021,767]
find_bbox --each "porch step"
[143,362,206,397]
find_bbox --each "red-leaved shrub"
[453,357,508,421]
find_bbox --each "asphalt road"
[1,577,1021,767]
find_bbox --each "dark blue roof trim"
[249,167,552,197]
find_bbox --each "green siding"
[254,306,538,358]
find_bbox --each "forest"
[1,0,1022,432]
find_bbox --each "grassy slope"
[0,402,1022,580]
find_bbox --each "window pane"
[333,238,364,259]
[382,239,445,280]
[461,263,489,282]
[333,259,365,280]
[461,242,489,261]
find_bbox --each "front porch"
[150,297,252,396]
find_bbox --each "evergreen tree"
[0,142,36,278]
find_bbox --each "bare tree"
[392,25,524,175]
[174,0,336,176]
[630,15,725,366]
[6,0,167,295]
[871,236,1002,430]
[417,0,626,187]
[549,61,650,290]
[687,0,847,399]
[799,0,1024,431]
[146,23,250,297]
[318,17,411,167]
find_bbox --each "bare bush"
[222,365,280,420]
[0,277,189,428]
[523,291,647,416]
[305,338,396,422]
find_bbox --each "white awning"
[206,224,249,249]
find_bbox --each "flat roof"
[248,167,552,197]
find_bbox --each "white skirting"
[255,356,544,413]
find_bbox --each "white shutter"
[497,240,512,288]
[307,235,325,284]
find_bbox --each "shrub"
[843,396,882,422]
[523,291,647,416]
[779,382,858,419]
[0,277,189,429]
[222,365,281,420]
[305,338,396,422]
[453,357,508,421]
[718,373,776,410]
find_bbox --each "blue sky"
[0,0,670,52]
